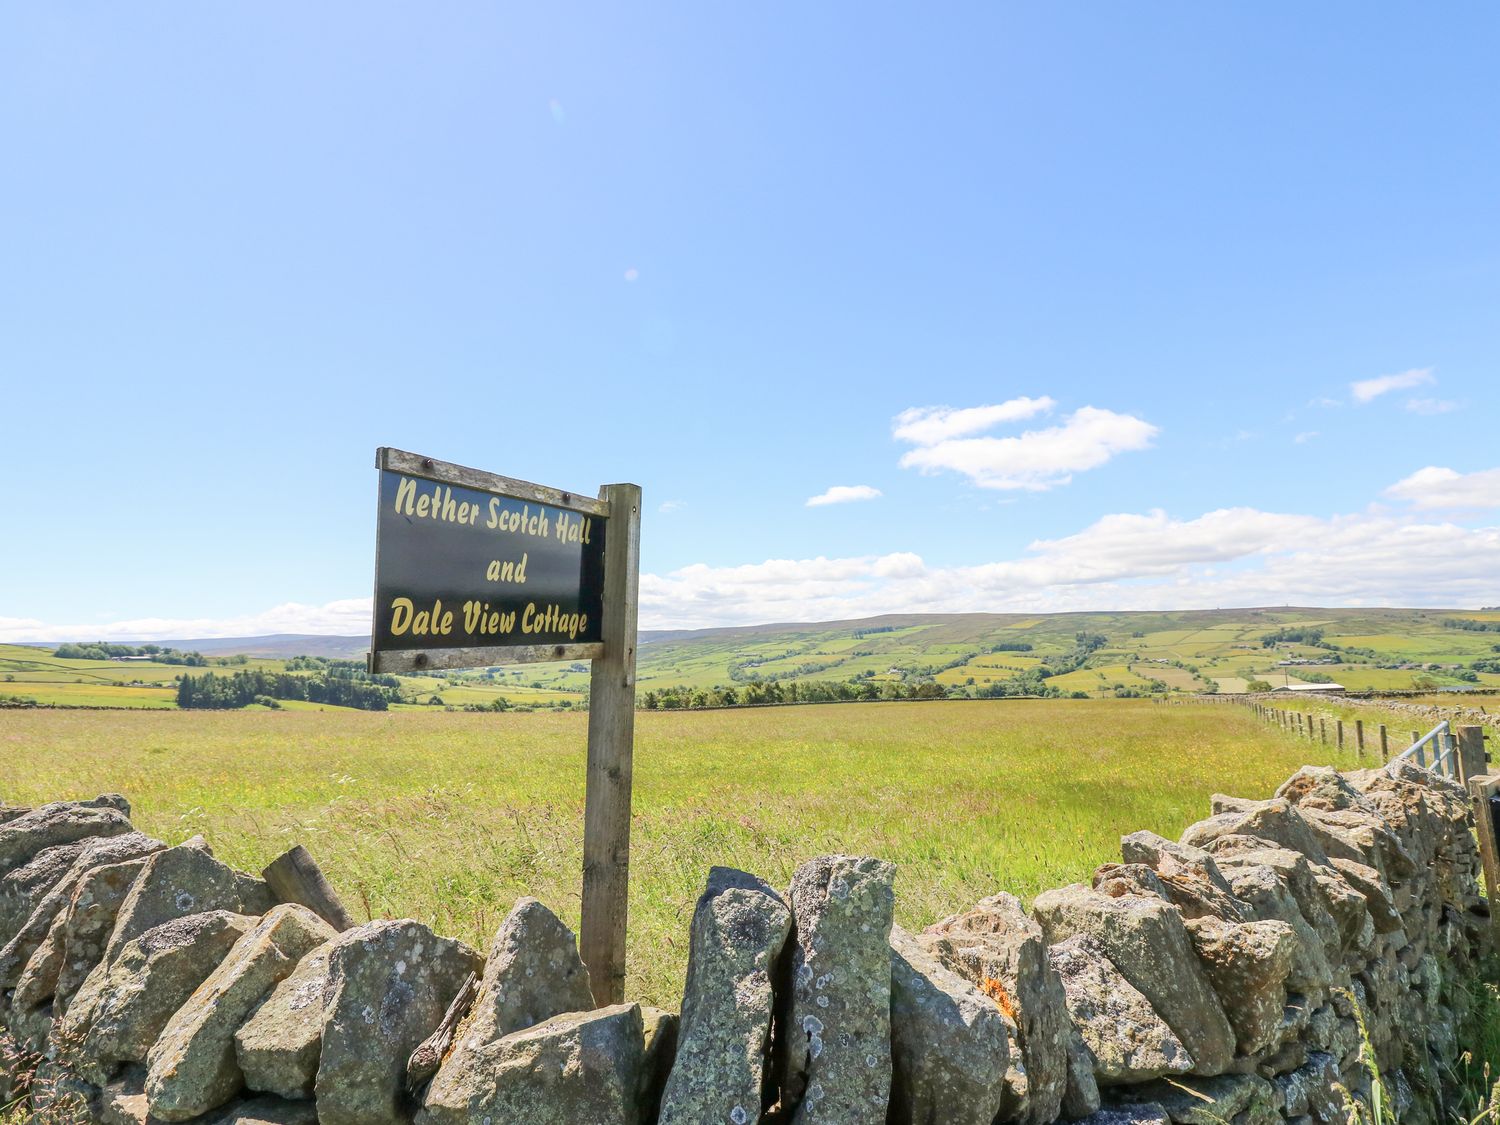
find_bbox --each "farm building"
[1270,681,1346,694]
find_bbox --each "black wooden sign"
[369,448,608,672]
[367,447,644,1009]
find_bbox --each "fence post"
[1379,724,1388,759]
[1337,720,1344,750]
[1355,719,1364,757]
[1320,717,1327,744]
[1466,775,1500,944]
[1305,713,1314,739]
[1458,726,1487,785]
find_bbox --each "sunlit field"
[2,699,1363,1004]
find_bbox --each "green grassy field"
[1221,692,1500,756]
[0,699,1363,1005]
[8,607,1500,713]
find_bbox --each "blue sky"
[3,4,1498,638]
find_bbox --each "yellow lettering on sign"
[389,597,414,636]
[485,554,528,584]
[395,477,417,515]
[519,601,588,640]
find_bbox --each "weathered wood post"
[1320,717,1327,743]
[582,482,642,1005]
[1305,713,1314,739]
[1355,719,1364,758]
[1466,775,1500,943]
[1458,726,1487,785]
[1379,724,1388,759]
[1337,720,1344,750]
[263,846,356,931]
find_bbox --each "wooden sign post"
[368,449,641,1006]
[582,483,640,1004]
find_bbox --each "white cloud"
[896,404,1158,491]
[10,497,1500,639]
[1385,466,1500,511]
[658,499,685,514]
[806,484,883,507]
[636,504,1500,628]
[891,398,1055,445]
[1294,431,1319,444]
[15,470,1500,640]
[1350,367,1434,403]
[0,599,373,644]
[1308,396,1342,408]
[1404,398,1458,416]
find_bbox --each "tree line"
[641,678,953,710]
[638,631,1128,709]
[55,642,208,666]
[1444,618,1500,633]
[176,669,400,711]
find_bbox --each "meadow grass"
[1,699,1361,1005]
[1229,695,1500,756]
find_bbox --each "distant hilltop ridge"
[12,606,1492,660]
[13,634,372,660]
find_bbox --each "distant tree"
[1261,627,1325,648]
[1442,618,1500,633]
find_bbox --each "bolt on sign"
[369,447,642,1005]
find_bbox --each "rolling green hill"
[7,606,1499,711]
[621,606,1500,700]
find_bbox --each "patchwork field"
[0,699,1364,1004]
[6,607,1500,713]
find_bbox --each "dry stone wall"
[0,757,1489,1125]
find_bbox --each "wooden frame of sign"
[368,447,641,1004]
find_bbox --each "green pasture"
[13,608,1500,713]
[0,699,1361,1005]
